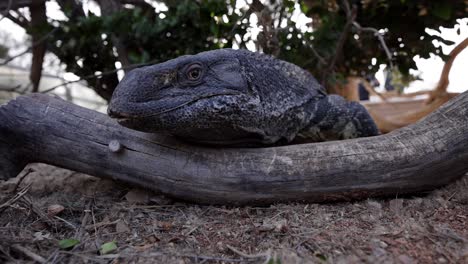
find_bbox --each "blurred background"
[0,0,467,115]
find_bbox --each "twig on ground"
[11,244,46,263]
[0,245,16,262]
[90,205,100,250]
[20,195,56,227]
[85,219,120,231]
[226,244,271,259]
[57,250,102,262]
[0,183,31,213]
[75,201,92,240]
[53,216,77,230]
[12,168,33,193]
[95,251,252,262]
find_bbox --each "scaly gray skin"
[108,49,379,146]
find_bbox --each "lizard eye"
[186,64,203,81]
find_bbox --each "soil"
[1,163,467,263]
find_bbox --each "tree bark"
[1,93,467,205]
[29,0,47,92]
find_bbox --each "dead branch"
[0,27,58,66]
[0,0,12,22]
[11,244,46,264]
[56,0,86,19]
[0,0,45,10]
[426,37,468,104]
[352,21,394,69]
[322,0,356,87]
[1,92,467,205]
[366,37,468,133]
[40,59,160,93]
[29,0,47,92]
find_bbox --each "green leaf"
[267,257,282,264]
[58,239,80,249]
[100,241,118,255]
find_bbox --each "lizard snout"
[107,107,132,119]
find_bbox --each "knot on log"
[108,140,123,153]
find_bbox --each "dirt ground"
[1,164,467,264]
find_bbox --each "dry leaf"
[157,221,174,231]
[47,204,65,217]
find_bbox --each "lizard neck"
[297,95,379,142]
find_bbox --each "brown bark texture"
[29,0,47,92]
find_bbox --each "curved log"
[1,92,467,205]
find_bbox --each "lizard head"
[108,49,266,145]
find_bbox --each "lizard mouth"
[115,117,132,123]
[109,92,241,121]
[107,108,137,120]
[108,101,194,123]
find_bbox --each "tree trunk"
[29,0,47,92]
[1,93,467,205]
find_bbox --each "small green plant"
[99,241,118,255]
[58,238,80,249]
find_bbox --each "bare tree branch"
[29,0,48,92]
[352,22,394,69]
[229,7,253,37]
[309,44,327,65]
[427,37,468,104]
[0,84,22,92]
[5,10,30,28]
[0,0,45,10]
[322,0,356,87]
[0,27,58,66]
[121,0,154,10]
[56,0,85,19]
[0,0,12,22]
[40,59,160,94]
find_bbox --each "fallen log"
[1,92,467,205]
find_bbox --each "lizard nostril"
[108,108,128,119]
[107,108,117,118]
